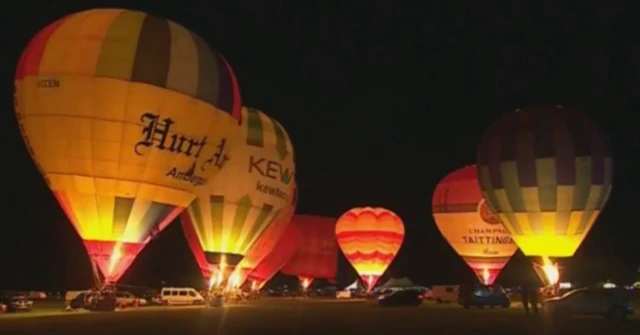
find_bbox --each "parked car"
[430,285,459,303]
[458,283,510,308]
[543,288,633,321]
[140,291,163,305]
[0,293,33,312]
[377,289,423,307]
[114,291,147,307]
[160,287,205,306]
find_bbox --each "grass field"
[0,298,637,335]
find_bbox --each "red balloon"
[280,215,339,282]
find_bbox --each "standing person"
[520,285,530,315]
[529,286,540,315]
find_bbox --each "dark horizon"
[3,2,639,291]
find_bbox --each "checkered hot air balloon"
[476,106,613,258]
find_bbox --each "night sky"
[2,2,639,291]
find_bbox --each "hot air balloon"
[335,207,405,291]
[231,184,298,287]
[181,215,212,282]
[181,107,295,288]
[14,9,241,284]
[281,215,339,289]
[432,165,518,285]
[476,106,613,286]
[246,221,300,290]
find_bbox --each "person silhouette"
[519,285,530,315]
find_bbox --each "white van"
[160,287,205,306]
[430,285,459,303]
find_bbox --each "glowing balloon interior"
[432,165,518,285]
[335,207,404,291]
[182,107,295,286]
[476,106,613,258]
[14,9,242,283]
[232,184,298,287]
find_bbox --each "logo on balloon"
[135,113,229,186]
[477,199,501,225]
[482,247,499,255]
[37,79,60,88]
[249,156,294,200]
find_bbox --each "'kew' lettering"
[248,156,294,184]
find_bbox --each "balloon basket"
[209,296,225,308]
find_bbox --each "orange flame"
[482,268,490,285]
[541,256,559,286]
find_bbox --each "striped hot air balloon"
[335,207,404,291]
[182,107,296,286]
[432,165,518,285]
[476,106,613,258]
[14,9,241,283]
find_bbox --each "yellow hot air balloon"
[432,165,518,285]
[181,107,295,287]
[14,9,242,283]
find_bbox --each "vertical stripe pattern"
[187,195,280,264]
[53,191,180,244]
[476,106,613,257]
[243,107,294,158]
[182,107,296,270]
[14,8,241,118]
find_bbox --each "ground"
[0,298,638,335]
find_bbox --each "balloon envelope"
[247,221,300,289]
[432,165,518,284]
[335,207,404,290]
[14,9,241,282]
[182,107,295,276]
[232,184,297,286]
[281,215,339,281]
[476,106,613,257]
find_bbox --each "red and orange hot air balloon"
[335,207,404,291]
[246,221,300,290]
[281,215,339,289]
[432,165,518,285]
